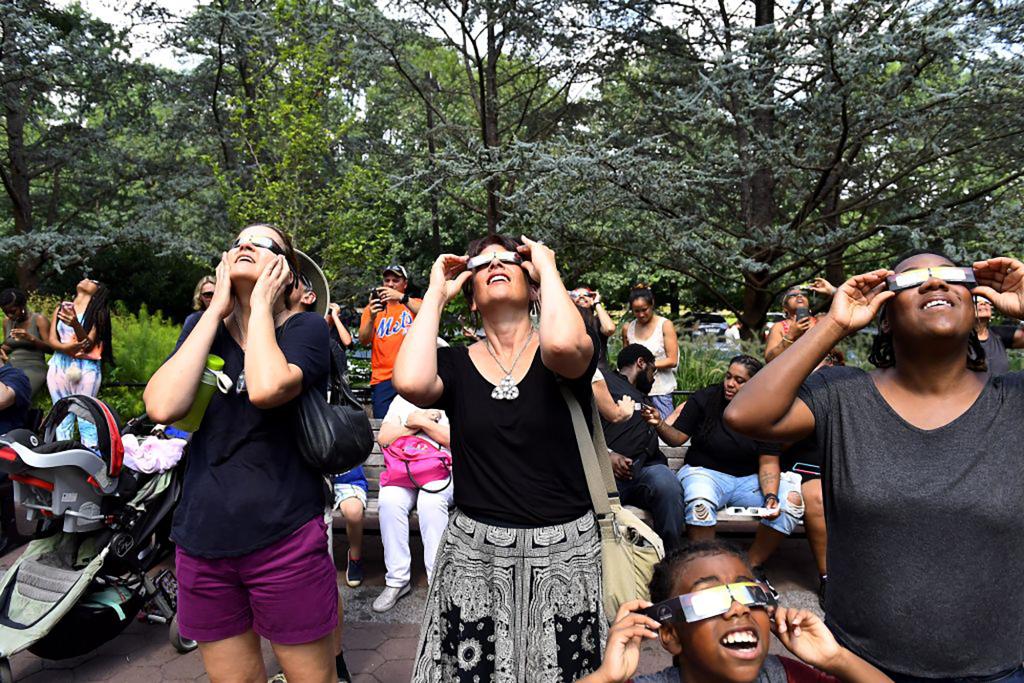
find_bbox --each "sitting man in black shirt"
[601,344,685,553]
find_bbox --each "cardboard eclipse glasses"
[639,582,777,625]
[466,251,524,271]
[886,266,976,293]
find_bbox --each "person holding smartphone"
[765,279,835,362]
[358,264,422,418]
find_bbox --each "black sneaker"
[336,651,352,683]
[752,565,780,601]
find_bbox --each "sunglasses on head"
[886,266,976,293]
[467,251,523,271]
[230,235,286,257]
[639,582,776,624]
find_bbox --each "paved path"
[0,534,820,682]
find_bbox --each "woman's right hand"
[787,316,814,341]
[428,254,472,303]
[826,269,894,335]
[208,253,234,320]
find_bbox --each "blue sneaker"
[345,551,363,587]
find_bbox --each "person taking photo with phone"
[765,279,837,362]
[358,265,422,418]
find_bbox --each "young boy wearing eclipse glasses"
[581,542,891,683]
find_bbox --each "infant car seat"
[0,396,124,532]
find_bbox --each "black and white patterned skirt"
[413,509,606,682]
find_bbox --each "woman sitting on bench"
[372,395,453,613]
[642,355,804,584]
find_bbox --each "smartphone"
[795,306,810,322]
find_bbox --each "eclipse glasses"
[466,251,523,271]
[885,266,977,293]
[639,582,776,625]
[230,235,287,257]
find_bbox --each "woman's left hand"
[518,235,557,284]
[762,495,781,519]
[973,257,1024,320]
[251,255,292,310]
[771,607,844,671]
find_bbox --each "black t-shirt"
[169,312,329,558]
[799,366,1024,676]
[981,325,1016,377]
[601,371,663,469]
[430,335,597,527]
[673,385,780,476]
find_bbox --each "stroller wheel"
[0,657,12,683]
[169,615,198,654]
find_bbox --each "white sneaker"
[372,584,411,613]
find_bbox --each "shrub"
[100,305,181,420]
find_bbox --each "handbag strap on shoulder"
[559,384,619,517]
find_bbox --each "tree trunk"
[483,6,501,234]
[739,0,779,336]
[2,49,38,291]
[425,73,441,254]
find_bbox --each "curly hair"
[648,541,751,603]
[82,282,115,367]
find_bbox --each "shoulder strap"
[559,384,619,517]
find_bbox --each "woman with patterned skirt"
[394,234,605,682]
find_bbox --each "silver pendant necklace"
[484,330,534,401]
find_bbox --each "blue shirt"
[0,365,31,435]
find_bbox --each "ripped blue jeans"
[678,465,804,535]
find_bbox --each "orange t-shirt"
[360,300,421,384]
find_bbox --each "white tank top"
[626,316,677,397]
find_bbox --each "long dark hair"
[698,354,763,441]
[83,283,115,366]
[868,249,986,372]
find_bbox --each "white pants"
[379,483,454,588]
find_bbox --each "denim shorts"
[677,465,804,535]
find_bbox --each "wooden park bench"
[331,420,801,536]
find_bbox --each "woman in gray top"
[724,251,1024,680]
[1,288,51,398]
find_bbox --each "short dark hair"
[628,285,654,307]
[648,541,750,603]
[617,343,655,370]
[0,289,27,310]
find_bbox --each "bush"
[100,305,181,420]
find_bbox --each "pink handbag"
[381,435,452,493]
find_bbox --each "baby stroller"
[0,395,195,681]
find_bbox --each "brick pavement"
[0,534,819,682]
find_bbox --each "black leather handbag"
[294,341,373,474]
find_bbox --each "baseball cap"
[382,264,408,279]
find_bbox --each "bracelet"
[780,336,794,346]
[763,493,779,504]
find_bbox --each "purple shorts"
[176,515,338,644]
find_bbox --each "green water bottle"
[173,355,225,433]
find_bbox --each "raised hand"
[517,235,557,284]
[771,607,844,671]
[208,253,234,320]
[251,255,292,310]
[973,257,1024,320]
[585,600,659,683]
[428,254,472,303]
[827,269,894,335]
[809,277,837,297]
[641,404,663,427]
